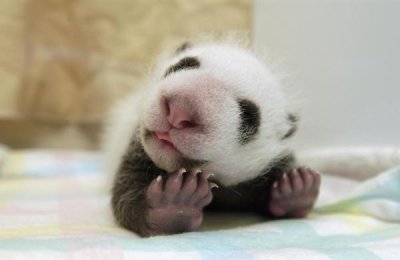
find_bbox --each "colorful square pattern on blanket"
[0,150,399,259]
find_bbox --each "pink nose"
[167,101,197,129]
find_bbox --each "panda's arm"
[111,140,216,237]
[111,140,163,237]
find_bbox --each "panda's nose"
[166,100,198,129]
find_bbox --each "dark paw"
[146,168,217,235]
[269,167,320,218]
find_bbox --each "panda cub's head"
[139,42,297,185]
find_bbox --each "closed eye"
[164,56,200,77]
[237,99,261,144]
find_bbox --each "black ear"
[282,113,299,140]
[175,42,192,54]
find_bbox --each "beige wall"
[0,0,251,149]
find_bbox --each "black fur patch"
[111,137,166,236]
[288,113,298,123]
[238,99,261,144]
[206,153,296,215]
[282,113,299,140]
[175,42,192,54]
[164,57,200,77]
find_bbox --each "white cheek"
[101,90,143,185]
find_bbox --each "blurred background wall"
[0,0,251,149]
[1,0,399,151]
[254,0,400,150]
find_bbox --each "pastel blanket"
[0,148,399,259]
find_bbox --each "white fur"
[101,86,144,184]
[103,42,295,186]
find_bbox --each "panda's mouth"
[154,131,181,154]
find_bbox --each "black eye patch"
[238,99,261,144]
[164,56,200,77]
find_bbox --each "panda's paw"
[145,168,217,235]
[268,167,320,218]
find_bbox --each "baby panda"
[103,41,320,237]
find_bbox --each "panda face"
[140,66,240,172]
[139,43,296,185]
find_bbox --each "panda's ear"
[175,42,192,54]
[281,113,299,140]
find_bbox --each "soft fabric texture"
[0,147,399,259]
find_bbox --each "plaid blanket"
[0,148,399,259]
